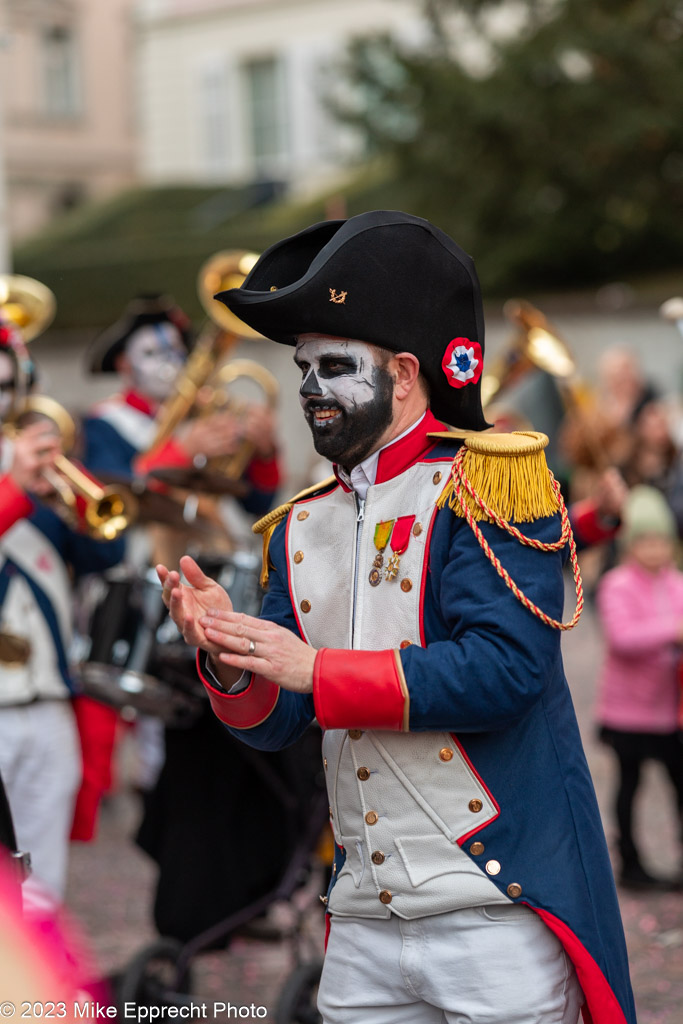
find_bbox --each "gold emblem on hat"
[329,288,347,304]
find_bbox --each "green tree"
[338,0,683,290]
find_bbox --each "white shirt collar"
[337,413,426,500]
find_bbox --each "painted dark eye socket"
[321,358,356,375]
[297,362,310,376]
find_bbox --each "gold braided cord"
[252,474,337,588]
[450,446,584,631]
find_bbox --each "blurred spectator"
[595,486,683,891]
[620,398,677,492]
[598,347,659,436]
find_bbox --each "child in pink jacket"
[596,484,683,890]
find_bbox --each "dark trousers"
[599,727,683,866]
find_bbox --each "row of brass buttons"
[469,840,523,899]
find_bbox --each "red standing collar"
[334,410,445,491]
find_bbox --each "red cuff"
[570,499,619,546]
[196,650,280,729]
[0,474,33,536]
[246,454,281,491]
[134,438,193,477]
[313,648,409,732]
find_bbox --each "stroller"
[116,708,329,1023]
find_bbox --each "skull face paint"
[294,337,394,469]
[124,323,186,401]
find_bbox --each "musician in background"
[81,293,280,521]
[0,320,124,921]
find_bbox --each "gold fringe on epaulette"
[436,431,559,523]
[252,475,337,588]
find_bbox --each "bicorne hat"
[86,294,193,374]
[214,210,490,430]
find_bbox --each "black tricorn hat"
[87,293,193,374]
[215,210,490,429]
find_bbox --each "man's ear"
[391,352,421,400]
[114,350,130,375]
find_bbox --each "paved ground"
[64,587,683,1023]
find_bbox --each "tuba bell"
[146,250,278,482]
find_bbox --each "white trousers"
[319,904,584,1024]
[0,700,81,914]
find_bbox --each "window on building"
[200,62,230,175]
[42,24,81,119]
[242,56,287,176]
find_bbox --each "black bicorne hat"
[86,293,193,374]
[214,210,490,430]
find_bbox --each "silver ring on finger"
[248,639,256,656]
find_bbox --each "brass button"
[399,640,412,649]
[297,510,309,521]
[371,851,385,865]
[319,894,328,905]
[432,471,442,485]
[294,550,304,563]
[507,883,523,899]
[413,523,423,536]
[378,890,392,904]
[348,729,363,740]
[365,810,379,825]
[270,286,278,292]
[400,578,413,592]
[439,747,454,762]
[328,806,333,819]
[485,859,501,876]
[357,766,371,781]
[470,841,485,856]
[300,599,311,613]
[332,862,337,874]
[323,758,328,770]
[468,798,483,813]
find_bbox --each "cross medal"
[383,515,417,581]
[369,520,394,586]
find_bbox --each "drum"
[72,550,263,726]
[73,567,204,727]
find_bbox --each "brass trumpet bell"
[7,396,137,541]
[0,275,56,341]
[197,250,263,341]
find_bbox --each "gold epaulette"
[252,475,337,587]
[435,430,559,523]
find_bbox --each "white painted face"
[294,335,395,468]
[0,351,16,421]
[124,323,186,401]
[295,337,382,417]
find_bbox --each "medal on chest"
[368,515,416,585]
[369,519,394,586]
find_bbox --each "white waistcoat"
[0,520,73,704]
[287,459,511,919]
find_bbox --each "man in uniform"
[82,292,280,516]
[0,317,123,917]
[157,211,635,1024]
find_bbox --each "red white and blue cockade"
[441,338,483,389]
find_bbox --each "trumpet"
[146,250,278,482]
[5,396,137,541]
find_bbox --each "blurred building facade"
[134,0,423,195]
[0,0,137,243]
